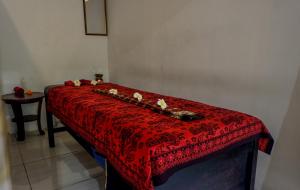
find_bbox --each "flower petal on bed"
[109,89,118,95]
[91,80,98,86]
[133,92,143,102]
[73,80,81,87]
[157,99,167,110]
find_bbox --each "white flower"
[109,89,118,95]
[91,80,98,86]
[133,92,143,102]
[157,99,167,110]
[73,80,81,87]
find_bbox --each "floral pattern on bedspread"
[47,83,273,190]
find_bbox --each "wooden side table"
[2,92,45,141]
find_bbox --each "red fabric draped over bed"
[47,83,273,190]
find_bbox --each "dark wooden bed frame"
[45,86,259,190]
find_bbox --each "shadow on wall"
[263,67,300,190]
[0,1,44,133]
[0,2,44,92]
[0,0,109,133]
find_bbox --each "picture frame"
[83,0,108,36]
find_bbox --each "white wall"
[0,0,109,132]
[263,67,300,189]
[107,0,300,189]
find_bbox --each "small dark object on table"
[95,73,103,81]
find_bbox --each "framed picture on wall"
[83,0,108,36]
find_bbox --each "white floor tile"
[10,165,31,190]
[59,175,106,190]
[18,132,84,163]
[25,151,104,190]
[8,144,22,166]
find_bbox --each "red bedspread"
[47,83,273,190]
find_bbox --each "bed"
[44,82,273,190]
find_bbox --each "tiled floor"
[8,131,105,190]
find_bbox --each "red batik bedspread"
[46,83,273,190]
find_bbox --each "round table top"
[2,92,44,104]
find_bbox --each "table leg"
[245,139,258,190]
[46,111,55,147]
[11,103,25,141]
[37,99,45,135]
